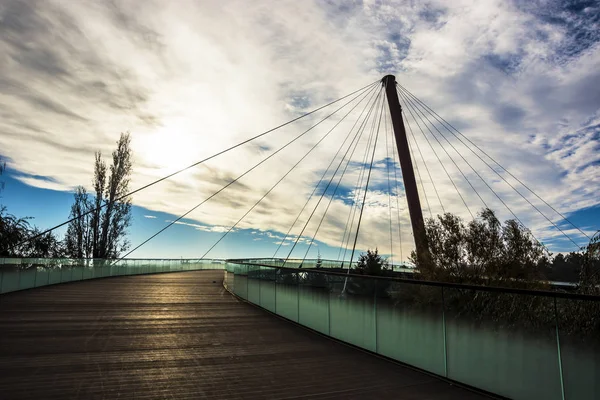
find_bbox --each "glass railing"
[224,261,600,400]
[0,258,226,294]
[227,258,416,273]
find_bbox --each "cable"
[199,85,377,259]
[9,80,379,253]
[401,86,587,248]
[398,87,473,218]
[112,84,373,262]
[402,93,544,250]
[384,94,394,265]
[335,90,384,263]
[400,88,489,211]
[397,83,590,242]
[402,97,441,216]
[286,88,384,264]
[272,85,380,258]
[398,85,549,250]
[339,92,384,265]
[386,105,404,261]
[405,117,433,218]
[398,85,581,249]
[347,91,385,269]
[300,93,377,263]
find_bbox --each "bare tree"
[98,133,132,258]
[65,133,133,259]
[91,152,106,258]
[65,186,92,258]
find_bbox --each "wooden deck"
[0,270,491,399]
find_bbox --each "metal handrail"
[227,260,600,302]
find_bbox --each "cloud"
[0,0,598,258]
[144,215,157,219]
[165,220,234,233]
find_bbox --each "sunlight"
[136,120,202,171]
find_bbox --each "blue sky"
[0,0,599,260]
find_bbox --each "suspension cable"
[400,88,489,210]
[113,84,373,262]
[286,88,384,264]
[340,92,384,265]
[8,81,378,253]
[300,93,378,263]
[384,94,394,265]
[199,85,377,259]
[398,87,473,218]
[401,96,442,215]
[335,92,381,261]
[272,85,380,258]
[386,104,404,261]
[397,83,590,242]
[347,92,385,268]
[398,84,587,248]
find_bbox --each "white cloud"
[165,220,234,233]
[144,215,157,219]
[0,0,598,258]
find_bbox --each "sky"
[0,0,598,261]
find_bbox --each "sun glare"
[137,122,201,172]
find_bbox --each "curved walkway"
[0,271,490,399]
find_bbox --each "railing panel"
[233,264,248,299]
[444,288,562,400]
[328,275,377,352]
[19,267,37,290]
[48,267,62,285]
[558,297,600,400]
[275,270,299,322]
[247,265,261,305]
[259,266,276,313]
[1,267,19,293]
[223,260,600,400]
[298,271,330,335]
[377,281,446,376]
[0,258,226,294]
[34,268,50,287]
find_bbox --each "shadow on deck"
[0,271,490,399]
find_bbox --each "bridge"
[1,77,598,399]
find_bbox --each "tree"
[0,161,64,258]
[411,208,549,288]
[64,133,133,259]
[0,206,31,256]
[345,249,391,297]
[64,186,92,258]
[578,230,600,295]
[354,248,390,276]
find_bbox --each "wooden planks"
[0,271,490,399]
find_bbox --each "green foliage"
[347,249,391,297]
[411,208,549,289]
[353,248,390,276]
[400,210,599,337]
[544,252,584,282]
[0,162,64,257]
[578,230,600,296]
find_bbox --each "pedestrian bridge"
[1,259,598,399]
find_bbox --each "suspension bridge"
[0,76,598,400]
